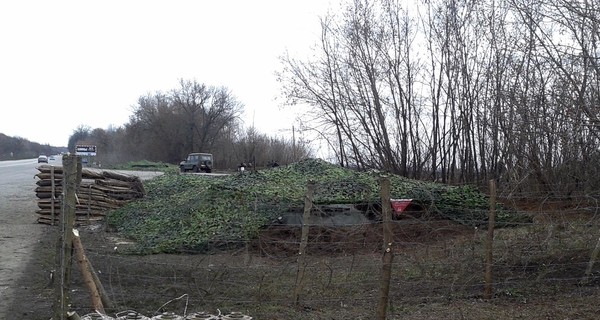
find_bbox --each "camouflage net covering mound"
[107,158,528,254]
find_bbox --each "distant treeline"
[64,79,311,170]
[0,133,67,161]
[1,79,310,169]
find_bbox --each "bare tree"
[279,0,423,175]
[68,125,92,153]
[91,78,304,169]
[278,0,600,192]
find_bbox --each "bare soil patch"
[7,202,600,319]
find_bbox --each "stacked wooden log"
[35,165,146,225]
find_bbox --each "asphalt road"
[0,158,49,318]
[0,158,164,318]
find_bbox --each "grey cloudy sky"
[0,0,335,147]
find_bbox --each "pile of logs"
[35,165,146,225]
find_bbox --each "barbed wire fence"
[53,170,600,319]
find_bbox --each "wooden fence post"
[376,177,393,320]
[53,154,80,320]
[293,180,315,306]
[484,179,496,299]
[51,165,56,225]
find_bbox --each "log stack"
[35,165,146,225]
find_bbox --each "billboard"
[75,145,97,156]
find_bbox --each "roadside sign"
[75,145,97,156]
[390,198,412,215]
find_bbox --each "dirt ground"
[8,214,600,320]
[3,166,600,319]
[3,224,56,320]
[6,220,477,319]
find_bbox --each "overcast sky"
[0,1,335,147]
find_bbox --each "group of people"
[237,160,279,172]
[238,162,251,172]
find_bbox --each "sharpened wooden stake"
[582,238,600,284]
[72,229,106,314]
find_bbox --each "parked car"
[37,155,48,163]
[180,153,213,173]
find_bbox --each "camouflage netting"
[107,158,529,254]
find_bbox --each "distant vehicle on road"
[49,155,56,161]
[37,155,48,163]
[180,153,213,173]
